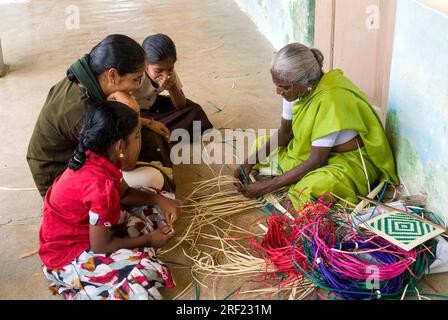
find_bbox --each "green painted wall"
[386,0,448,223]
[234,0,315,49]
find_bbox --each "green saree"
[256,69,399,210]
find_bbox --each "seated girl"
[132,33,213,140]
[39,101,180,300]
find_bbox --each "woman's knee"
[139,127,172,167]
[293,171,358,204]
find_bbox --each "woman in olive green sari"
[235,43,399,210]
[27,34,174,198]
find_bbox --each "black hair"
[67,34,146,82]
[68,100,139,171]
[142,33,177,64]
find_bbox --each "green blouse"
[26,78,94,197]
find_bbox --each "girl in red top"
[39,100,180,300]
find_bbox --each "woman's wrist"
[169,87,187,108]
[145,192,163,207]
[268,176,286,193]
[142,118,157,132]
[145,233,152,247]
[143,117,153,126]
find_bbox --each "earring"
[119,153,124,159]
[307,87,312,91]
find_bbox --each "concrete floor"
[0,0,446,300]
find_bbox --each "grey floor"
[0,0,446,300]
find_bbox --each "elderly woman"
[235,43,399,209]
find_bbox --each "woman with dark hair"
[132,33,213,140]
[27,34,173,198]
[39,101,180,300]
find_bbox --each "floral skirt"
[42,189,176,300]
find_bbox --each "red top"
[39,151,122,269]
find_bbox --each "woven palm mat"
[361,211,445,251]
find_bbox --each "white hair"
[271,43,324,85]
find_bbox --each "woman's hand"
[141,118,171,141]
[146,226,176,248]
[157,196,181,227]
[155,73,177,92]
[234,163,253,183]
[107,91,140,112]
[237,180,272,199]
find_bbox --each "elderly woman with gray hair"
[235,43,399,210]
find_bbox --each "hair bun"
[310,48,324,68]
[66,68,79,83]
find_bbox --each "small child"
[132,33,213,140]
[39,100,180,300]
